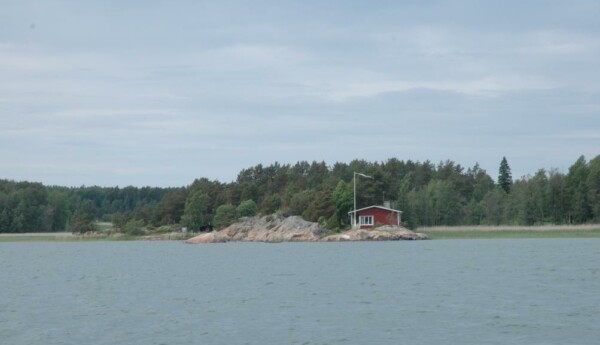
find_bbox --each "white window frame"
[360,215,374,226]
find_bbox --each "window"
[360,215,374,225]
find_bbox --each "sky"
[1,0,599,187]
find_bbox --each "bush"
[325,213,341,231]
[123,219,146,236]
[236,199,258,218]
[69,213,96,234]
[213,204,237,229]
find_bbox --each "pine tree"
[498,157,513,193]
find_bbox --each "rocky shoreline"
[184,215,428,244]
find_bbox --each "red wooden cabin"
[348,205,403,229]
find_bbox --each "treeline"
[0,155,599,233]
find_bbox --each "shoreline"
[2,225,600,242]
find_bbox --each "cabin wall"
[357,208,399,228]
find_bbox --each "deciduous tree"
[213,204,237,228]
[236,199,258,218]
[181,192,210,231]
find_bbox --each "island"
[184,214,428,243]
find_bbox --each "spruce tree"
[498,157,513,193]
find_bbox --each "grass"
[418,224,600,239]
[0,234,75,242]
[0,221,196,242]
[0,232,196,242]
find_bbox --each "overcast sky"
[1,0,599,187]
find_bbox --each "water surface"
[1,239,598,344]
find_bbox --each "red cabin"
[348,205,403,229]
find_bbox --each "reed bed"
[418,224,600,239]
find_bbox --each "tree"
[565,155,591,223]
[180,192,210,230]
[468,163,495,202]
[396,173,415,227]
[586,155,600,221]
[508,180,537,225]
[123,219,145,236]
[260,193,282,214]
[154,188,187,225]
[481,188,508,225]
[530,169,550,223]
[287,190,313,216]
[547,168,567,223]
[303,187,334,222]
[498,157,513,193]
[236,199,258,218]
[69,213,96,234]
[423,179,461,226]
[48,190,70,231]
[331,181,353,226]
[213,204,237,228]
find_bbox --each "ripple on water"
[0,240,599,345]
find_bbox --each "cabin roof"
[348,205,403,215]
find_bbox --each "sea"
[1,239,599,345]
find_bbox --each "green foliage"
[154,188,187,225]
[2,155,600,234]
[325,212,341,230]
[236,199,258,218]
[213,204,237,228]
[566,155,591,223]
[260,193,282,214]
[303,187,334,222]
[287,190,313,216]
[404,179,461,227]
[331,181,352,226]
[180,192,210,231]
[587,156,600,221]
[69,213,96,234]
[498,157,513,193]
[48,189,70,231]
[481,188,508,225]
[112,211,134,230]
[123,219,145,236]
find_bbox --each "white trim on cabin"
[348,205,403,215]
[359,215,374,226]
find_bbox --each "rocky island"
[184,215,428,244]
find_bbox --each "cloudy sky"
[1,0,599,187]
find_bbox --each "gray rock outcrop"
[321,226,428,241]
[184,215,428,244]
[185,215,326,244]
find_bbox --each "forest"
[0,154,599,233]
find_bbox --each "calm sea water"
[1,239,599,345]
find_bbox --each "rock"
[184,215,326,244]
[184,215,428,244]
[184,231,231,244]
[322,226,428,241]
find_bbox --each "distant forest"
[1,155,599,233]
